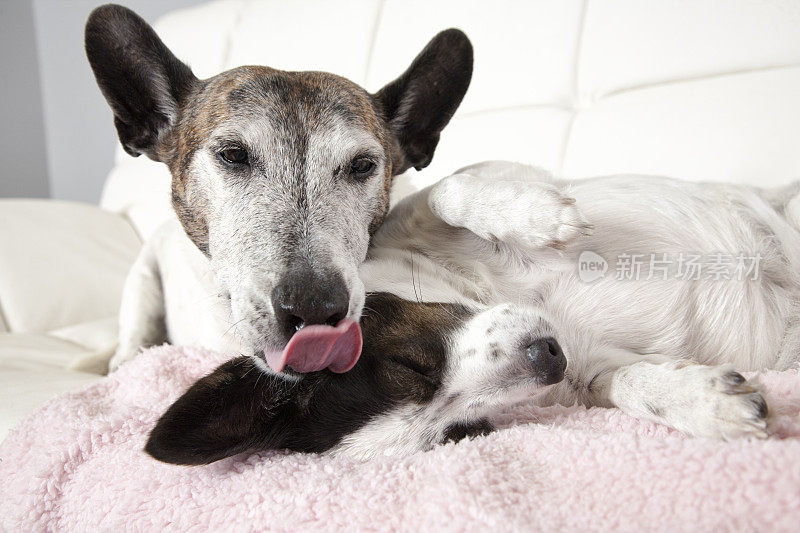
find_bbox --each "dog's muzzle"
[265,267,362,373]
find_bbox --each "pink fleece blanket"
[2,345,799,531]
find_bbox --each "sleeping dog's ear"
[373,28,473,173]
[145,357,296,465]
[84,4,198,160]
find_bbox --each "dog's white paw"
[511,186,592,250]
[430,175,592,250]
[652,364,768,439]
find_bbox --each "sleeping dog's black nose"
[271,269,350,335]
[526,337,566,385]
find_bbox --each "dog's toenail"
[753,397,768,419]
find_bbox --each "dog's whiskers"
[221,317,248,338]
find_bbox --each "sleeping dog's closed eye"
[389,355,440,385]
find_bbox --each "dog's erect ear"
[85,4,198,160]
[145,357,296,465]
[373,28,473,173]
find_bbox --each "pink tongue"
[264,318,362,373]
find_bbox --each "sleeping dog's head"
[85,5,472,372]
[146,293,567,463]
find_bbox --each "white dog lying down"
[145,161,800,463]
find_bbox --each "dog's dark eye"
[350,158,375,177]
[218,147,249,166]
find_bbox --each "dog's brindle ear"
[373,28,473,172]
[145,357,295,465]
[85,4,198,160]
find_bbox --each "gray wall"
[0,0,49,199]
[0,0,203,203]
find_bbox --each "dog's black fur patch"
[373,28,473,172]
[146,293,474,464]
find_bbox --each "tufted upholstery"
[1,0,799,440]
[100,0,800,239]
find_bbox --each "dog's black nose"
[271,269,350,335]
[526,337,566,385]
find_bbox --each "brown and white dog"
[146,161,800,464]
[85,4,472,373]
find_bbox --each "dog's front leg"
[587,357,769,439]
[428,172,592,251]
[109,240,167,372]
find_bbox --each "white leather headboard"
[99,0,800,239]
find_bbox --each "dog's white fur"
[126,160,799,457]
[114,219,247,366]
[340,161,800,453]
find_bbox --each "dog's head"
[85,5,472,370]
[145,294,567,463]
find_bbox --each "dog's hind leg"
[108,239,167,372]
[569,350,770,439]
